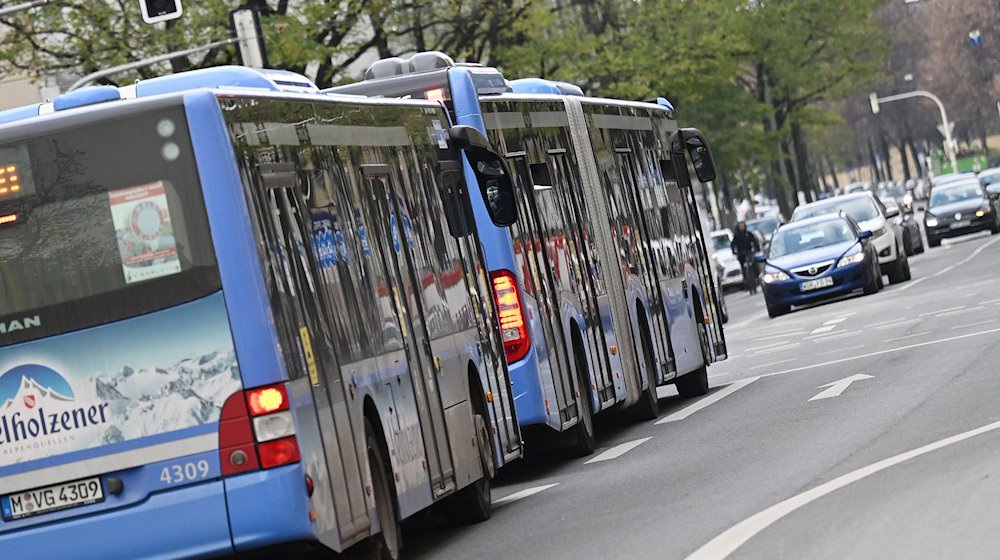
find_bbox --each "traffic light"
[140,0,183,24]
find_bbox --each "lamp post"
[870,90,958,174]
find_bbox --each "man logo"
[0,315,41,334]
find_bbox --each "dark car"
[745,215,784,250]
[924,180,1000,247]
[757,214,882,318]
[882,199,924,256]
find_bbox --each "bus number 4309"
[160,460,210,485]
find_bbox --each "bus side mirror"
[449,125,518,227]
[670,128,717,184]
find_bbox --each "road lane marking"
[864,318,910,329]
[685,419,1000,560]
[752,343,800,355]
[751,331,806,342]
[876,318,923,330]
[884,332,930,343]
[951,319,999,330]
[808,374,873,401]
[748,359,795,371]
[750,340,793,350]
[809,332,861,343]
[982,297,1000,305]
[919,306,964,317]
[585,437,652,464]
[937,305,985,318]
[757,327,1000,379]
[656,377,760,424]
[817,344,864,356]
[809,325,837,335]
[897,236,1000,293]
[492,483,559,507]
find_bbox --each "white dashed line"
[817,344,864,356]
[657,377,760,424]
[492,484,559,507]
[751,340,793,350]
[864,318,909,329]
[585,438,653,464]
[876,318,923,330]
[951,319,999,330]
[809,332,862,343]
[752,343,800,355]
[748,359,796,371]
[752,331,807,342]
[809,325,838,335]
[919,306,965,317]
[884,332,931,343]
[982,298,1000,305]
[936,305,985,318]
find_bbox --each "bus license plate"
[801,277,834,292]
[1,477,104,521]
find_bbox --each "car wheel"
[888,249,909,284]
[928,236,941,248]
[903,232,914,256]
[914,234,925,254]
[766,304,789,318]
[991,214,1000,235]
[863,263,879,295]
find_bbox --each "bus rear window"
[0,104,220,347]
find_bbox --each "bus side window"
[437,160,473,238]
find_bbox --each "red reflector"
[259,436,301,469]
[246,384,289,416]
[491,270,530,363]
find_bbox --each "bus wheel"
[628,324,660,422]
[568,337,596,457]
[349,418,401,560]
[675,365,709,398]
[445,412,493,525]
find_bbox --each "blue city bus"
[0,66,522,559]
[327,53,727,457]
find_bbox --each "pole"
[0,0,55,17]
[870,90,958,174]
[67,37,239,91]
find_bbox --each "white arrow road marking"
[657,377,760,424]
[492,483,559,507]
[585,437,652,464]
[808,374,874,401]
[685,419,1000,560]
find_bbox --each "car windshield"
[711,234,731,253]
[793,196,880,223]
[746,217,779,237]
[768,220,856,258]
[930,183,983,207]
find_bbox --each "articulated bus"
[328,53,727,457]
[0,66,522,559]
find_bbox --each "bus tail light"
[491,270,530,363]
[218,383,301,476]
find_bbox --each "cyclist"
[730,221,761,295]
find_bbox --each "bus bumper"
[509,347,549,427]
[0,480,234,560]
[225,464,315,552]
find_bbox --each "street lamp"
[869,90,958,175]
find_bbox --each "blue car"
[757,214,881,318]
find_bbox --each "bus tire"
[675,366,709,398]
[445,404,493,525]
[567,330,596,457]
[349,418,402,560]
[628,319,660,422]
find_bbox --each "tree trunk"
[906,137,923,177]
[719,173,736,228]
[868,138,881,182]
[897,140,911,180]
[781,140,798,208]
[826,156,841,191]
[879,134,893,181]
[791,122,815,203]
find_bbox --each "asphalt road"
[400,228,1000,560]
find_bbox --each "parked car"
[882,199,924,255]
[745,215,784,251]
[924,179,1000,247]
[978,167,1000,188]
[790,192,911,284]
[757,214,881,318]
[710,229,744,291]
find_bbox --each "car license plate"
[951,220,971,229]
[800,277,834,291]
[1,477,104,521]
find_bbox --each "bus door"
[676,161,727,360]
[546,150,617,404]
[361,164,456,496]
[614,149,674,377]
[255,162,370,540]
[507,154,577,425]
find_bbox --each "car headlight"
[976,210,986,217]
[837,251,865,268]
[925,215,939,227]
[762,270,789,284]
